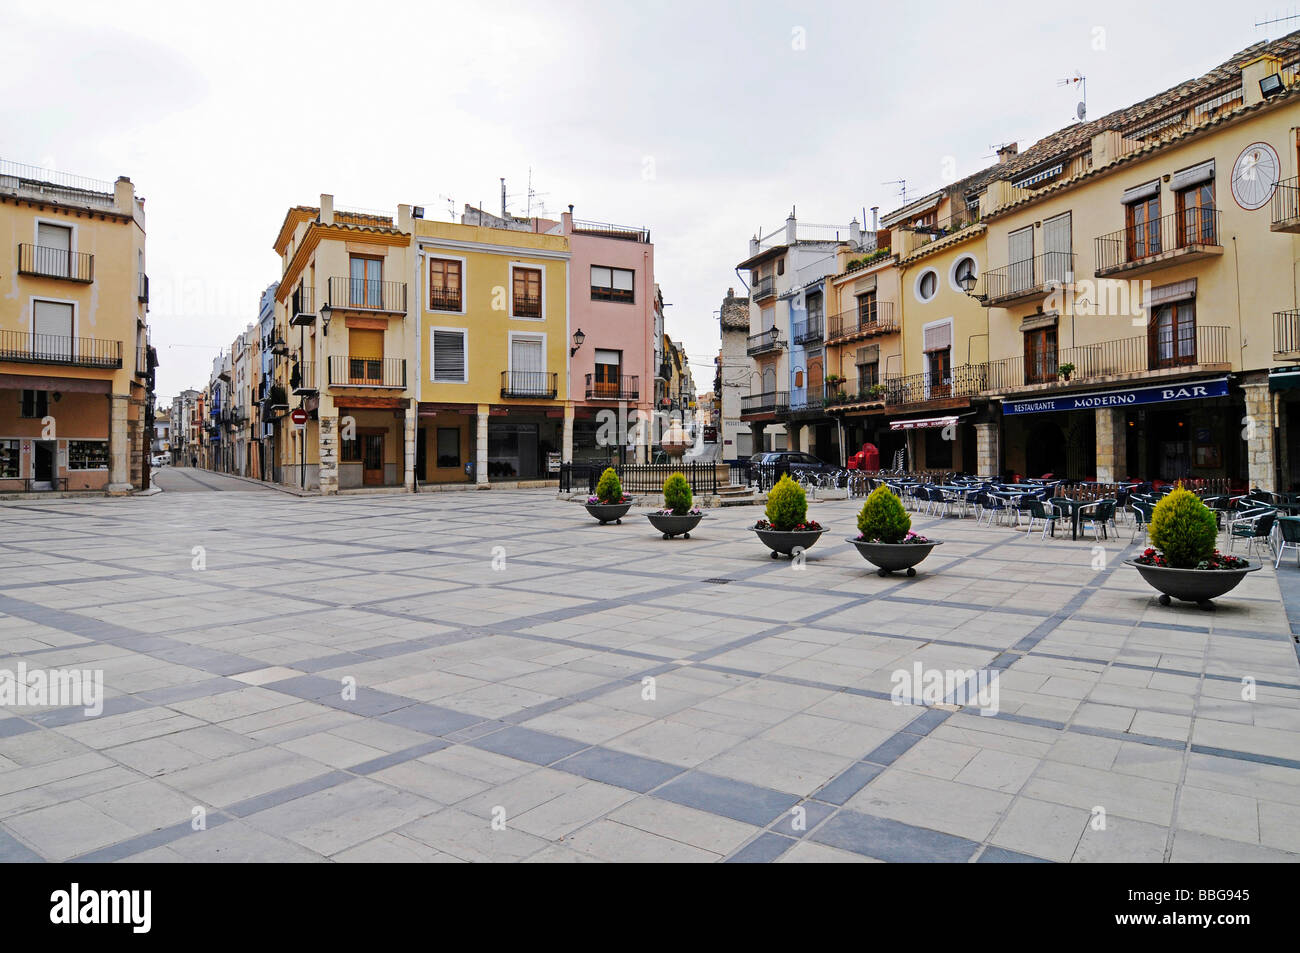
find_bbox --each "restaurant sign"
[1003,377,1229,416]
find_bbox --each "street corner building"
[0,159,155,495]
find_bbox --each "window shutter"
[856,345,879,365]
[37,223,71,251]
[432,330,465,382]
[611,269,634,291]
[591,266,611,288]
[1122,180,1161,203]
[854,275,877,294]
[594,348,620,366]
[1171,161,1214,191]
[923,322,952,352]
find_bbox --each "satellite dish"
[1077,101,1087,122]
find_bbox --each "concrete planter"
[847,539,942,577]
[584,501,633,525]
[646,512,704,539]
[1125,559,1261,609]
[752,527,824,558]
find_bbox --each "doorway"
[33,441,55,489]
[362,431,385,485]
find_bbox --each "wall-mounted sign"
[1002,378,1229,416]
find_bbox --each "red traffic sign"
[290,409,308,426]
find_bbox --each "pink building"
[560,209,655,464]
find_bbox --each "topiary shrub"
[1148,485,1217,568]
[857,485,912,543]
[764,474,808,531]
[595,467,624,504]
[663,472,692,515]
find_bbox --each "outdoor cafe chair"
[1229,509,1277,558]
[1274,516,1300,569]
[1025,499,1062,540]
[1078,500,1118,541]
[1128,499,1153,543]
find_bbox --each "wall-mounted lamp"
[957,269,979,296]
[570,328,586,356]
[320,307,332,336]
[271,335,288,356]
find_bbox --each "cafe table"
[1049,497,1090,541]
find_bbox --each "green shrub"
[1148,485,1217,568]
[857,485,911,543]
[663,472,692,514]
[595,467,624,504]
[764,475,808,531]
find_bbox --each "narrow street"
[152,466,277,493]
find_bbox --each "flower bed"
[1133,547,1248,571]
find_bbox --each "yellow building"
[271,196,415,492]
[414,218,570,485]
[0,159,150,493]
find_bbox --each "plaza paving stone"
[0,477,1298,862]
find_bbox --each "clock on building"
[1230,141,1281,210]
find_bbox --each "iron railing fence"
[1094,207,1221,273]
[500,370,558,398]
[585,374,639,400]
[560,461,718,495]
[0,330,121,368]
[326,277,407,313]
[328,356,407,387]
[17,243,94,282]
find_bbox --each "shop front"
[417,404,475,485]
[1270,367,1300,492]
[335,401,405,489]
[487,408,563,481]
[0,378,112,491]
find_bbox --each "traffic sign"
[290,409,308,427]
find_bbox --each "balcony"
[328,356,407,388]
[571,219,650,243]
[792,314,823,345]
[1276,311,1300,358]
[826,301,898,344]
[17,244,94,283]
[512,295,543,319]
[741,390,789,417]
[824,376,887,408]
[138,272,149,303]
[0,329,122,368]
[980,252,1076,307]
[747,327,784,356]
[585,374,639,400]
[1094,208,1222,278]
[886,365,989,405]
[290,286,316,326]
[291,362,317,395]
[326,277,407,314]
[750,275,777,301]
[983,325,1233,392]
[1272,177,1300,233]
[429,287,462,312]
[260,384,288,411]
[500,370,557,399]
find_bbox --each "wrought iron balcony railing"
[429,286,462,311]
[328,356,407,388]
[326,277,407,313]
[0,329,121,368]
[1094,208,1221,276]
[585,374,639,400]
[17,244,94,282]
[747,326,783,356]
[512,294,542,319]
[291,362,316,394]
[792,314,823,345]
[981,252,1076,305]
[1276,310,1300,355]
[1272,176,1300,232]
[740,390,788,416]
[826,301,897,342]
[885,365,988,405]
[500,370,557,398]
[750,275,777,300]
[291,286,316,324]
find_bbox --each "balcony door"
[1126,196,1161,260]
[1042,213,1072,284]
[1178,182,1215,247]
[923,320,953,399]
[348,328,383,385]
[33,300,74,362]
[349,256,383,308]
[510,335,545,395]
[37,223,72,278]
[856,292,877,330]
[1008,227,1034,293]
[1150,301,1197,368]
[594,349,621,399]
[1024,327,1059,384]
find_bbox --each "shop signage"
[1002,378,1229,416]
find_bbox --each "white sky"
[1,0,1281,403]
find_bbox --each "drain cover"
[703,577,734,584]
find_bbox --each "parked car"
[748,451,838,477]
[150,452,170,467]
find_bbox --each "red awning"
[889,415,957,431]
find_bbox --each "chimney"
[727,287,735,298]
[320,193,334,225]
[114,176,134,217]
[785,208,797,244]
[849,217,862,248]
[997,143,1019,165]
[500,177,507,218]
[871,206,879,230]
[561,206,573,235]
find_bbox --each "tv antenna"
[505,167,550,219]
[437,194,456,221]
[1256,10,1300,33]
[1058,72,1087,122]
[882,178,908,202]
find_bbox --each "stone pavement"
[0,484,1298,863]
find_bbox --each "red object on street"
[846,442,879,471]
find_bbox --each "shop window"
[0,440,18,478]
[67,440,108,470]
[341,436,361,462]
[436,427,461,468]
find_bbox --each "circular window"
[950,256,978,293]
[916,269,939,302]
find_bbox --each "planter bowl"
[752,526,825,558]
[1124,559,1260,609]
[584,501,633,525]
[847,538,942,577]
[646,512,705,539]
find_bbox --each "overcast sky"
[2,0,1282,403]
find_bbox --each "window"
[856,291,877,327]
[20,390,49,418]
[916,270,938,302]
[593,348,622,398]
[32,300,74,360]
[35,222,72,277]
[0,440,18,478]
[777,259,785,276]
[431,329,467,382]
[347,328,384,384]
[951,256,978,293]
[1177,181,1215,246]
[341,436,361,462]
[436,428,460,468]
[68,441,108,470]
[1150,301,1197,368]
[512,267,543,318]
[349,256,384,308]
[509,335,547,394]
[1008,226,1035,293]
[429,258,462,311]
[590,266,634,303]
[1126,194,1161,260]
[924,320,953,397]
[857,361,879,388]
[1024,327,1059,384]
[1042,212,1072,284]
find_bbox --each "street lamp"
[570,328,585,357]
[958,268,979,296]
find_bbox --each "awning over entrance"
[1269,367,1300,392]
[890,415,957,431]
[1002,377,1230,416]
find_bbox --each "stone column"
[107,394,132,492]
[1094,408,1126,483]
[751,423,766,454]
[1242,381,1276,491]
[404,402,417,492]
[476,404,489,485]
[562,402,574,463]
[318,415,338,494]
[975,421,1000,479]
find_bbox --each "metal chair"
[1275,517,1300,569]
[1229,509,1277,558]
[1025,499,1061,540]
[1078,500,1118,541]
[1129,499,1153,543]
